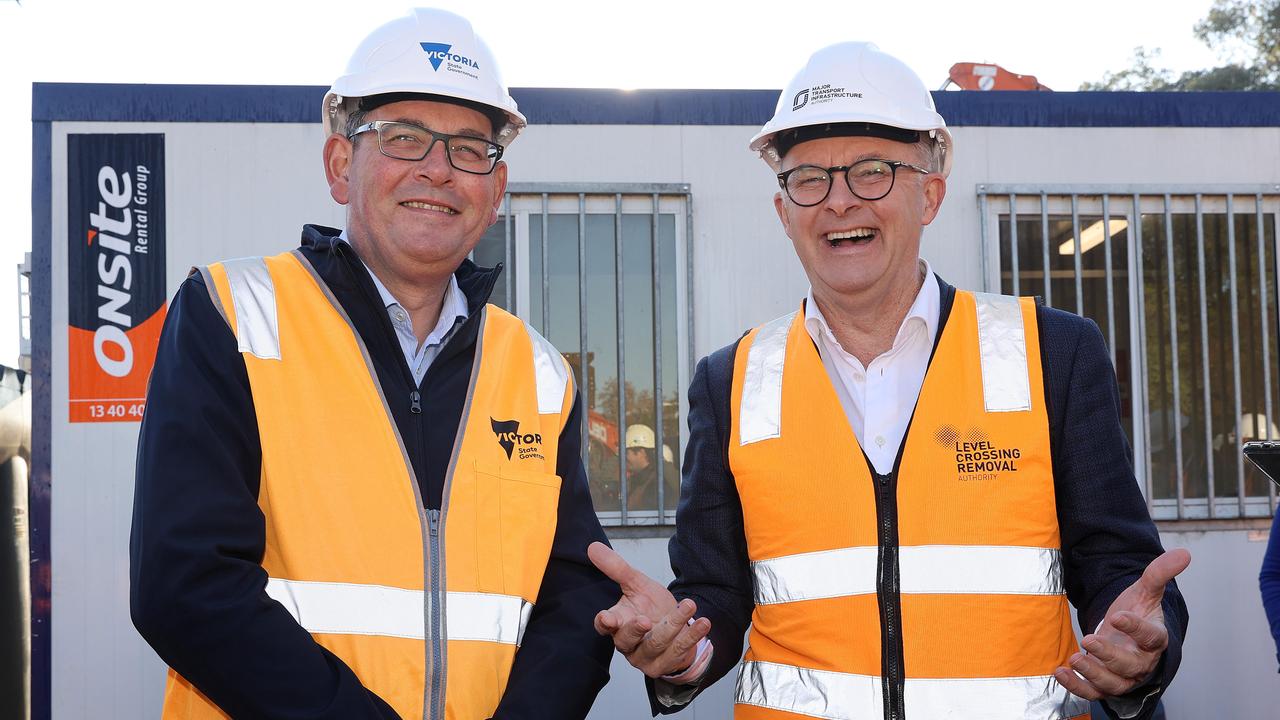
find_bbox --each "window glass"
[528,209,682,522]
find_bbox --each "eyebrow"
[390,118,491,141]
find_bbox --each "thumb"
[1136,548,1191,599]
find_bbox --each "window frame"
[476,182,695,527]
[978,184,1280,521]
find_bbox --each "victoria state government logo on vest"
[933,425,1022,482]
[491,418,544,461]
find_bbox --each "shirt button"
[875,435,886,448]
[394,310,407,323]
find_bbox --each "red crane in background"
[942,62,1052,91]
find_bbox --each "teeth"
[827,228,875,241]
[402,201,456,214]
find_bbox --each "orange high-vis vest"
[159,251,572,720]
[728,290,1089,720]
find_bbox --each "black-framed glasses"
[777,159,932,206]
[348,120,504,175]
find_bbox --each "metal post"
[1041,192,1052,307]
[1226,195,1245,515]
[1194,194,1215,517]
[503,194,512,311]
[979,192,991,292]
[1008,194,1020,296]
[1133,194,1154,510]
[651,194,666,523]
[1103,195,1117,365]
[1071,194,1084,316]
[1164,195,1186,518]
[1257,195,1277,512]
[685,191,696,381]
[615,194,628,523]
[578,193,589,468]
[541,194,550,335]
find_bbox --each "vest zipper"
[410,390,422,414]
[873,470,906,720]
[426,508,445,720]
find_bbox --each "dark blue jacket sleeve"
[1040,308,1189,720]
[129,275,399,719]
[647,345,755,714]
[1261,516,1280,671]
[493,392,618,719]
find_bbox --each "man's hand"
[1055,548,1191,701]
[587,542,712,678]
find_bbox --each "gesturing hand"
[1055,548,1191,701]
[587,541,712,678]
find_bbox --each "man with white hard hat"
[589,42,1189,720]
[131,8,616,719]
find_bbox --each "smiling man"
[590,42,1190,720]
[130,9,615,719]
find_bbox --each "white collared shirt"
[803,259,940,475]
[338,233,469,386]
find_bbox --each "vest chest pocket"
[471,464,563,600]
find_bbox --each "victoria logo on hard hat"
[792,89,810,111]
[419,42,481,78]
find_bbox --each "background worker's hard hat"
[749,41,953,177]
[322,7,527,144]
[625,424,655,450]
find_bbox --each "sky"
[0,0,1225,368]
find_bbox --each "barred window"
[473,184,692,526]
[983,187,1280,520]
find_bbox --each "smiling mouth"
[826,228,876,247]
[401,200,457,215]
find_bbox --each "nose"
[823,169,862,215]
[415,137,455,183]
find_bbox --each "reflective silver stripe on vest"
[266,578,534,645]
[524,321,570,414]
[974,292,1031,413]
[222,256,282,361]
[735,660,1089,720]
[752,545,1063,605]
[739,312,797,445]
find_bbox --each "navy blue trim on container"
[32,83,1280,127]
[29,118,51,720]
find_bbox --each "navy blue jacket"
[130,225,617,719]
[652,277,1189,720]
[1261,513,1280,671]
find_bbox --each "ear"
[773,191,793,237]
[488,160,509,226]
[323,133,353,206]
[920,175,947,226]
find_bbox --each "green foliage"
[1082,0,1280,90]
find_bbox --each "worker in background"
[590,42,1190,720]
[130,8,615,719]
[625,424,660,509]
[624,424,681,511]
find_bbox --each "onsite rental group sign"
[66,134,166,423]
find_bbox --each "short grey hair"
[915,136,941,172]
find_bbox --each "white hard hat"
[625,424,655,450]
[749,42,953,176]
[323,8,527,145]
